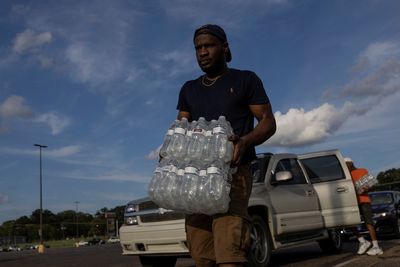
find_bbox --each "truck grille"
[139,200,185,223]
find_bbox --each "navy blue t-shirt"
[177,68,270,163]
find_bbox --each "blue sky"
[1,0,399,223]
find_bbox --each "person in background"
[177,24,276,267]
[345,157,383,256]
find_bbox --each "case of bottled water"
[354,173,378,194]
[148,116,235,215]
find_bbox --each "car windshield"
[369,192,393,205]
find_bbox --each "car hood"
[371,204,394,213]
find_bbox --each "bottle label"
[199,170,207,176]
[193,128,205,135]
[167,129,174,135]
[207,166,221,174]
[170,166,177,173]
[205,130,213,137]
[187,130,193,137]
[175,127,186,134]
[185,167,199,175]
[213,127,225,134]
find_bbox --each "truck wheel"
[247,214,272,267]
[318,229,343,253]
[139,256,177,267]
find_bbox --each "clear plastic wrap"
[355,173,378,194]
[149,116,234,215]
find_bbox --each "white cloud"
[343,59,400,99]
[0,95,33,133]
[0,145,81,158]
[65,42,124,85]
[33,112,71,135]
[46,145,81,158]
[0,95,33,119]
[354,41,400,71]
[266,102,364,147]
[59,170,150,183]
[0,194,9,204]
[12,29,52,53]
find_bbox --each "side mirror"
[276,171,293,182]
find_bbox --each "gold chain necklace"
[201,75,220,87]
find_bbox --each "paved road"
[1,240,400,267]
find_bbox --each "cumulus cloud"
[12,29,52,53]
[0,95,33,119]
[266,102,366,147]
[271,41,400,148]
[352,41,400,72]
[0,95,71,135]
[344,41,400,99]
[0,95,33,133]
[0,194,9,204]
[33,112,71,135]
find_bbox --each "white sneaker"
[366,246,383,256]
[357,240,371,255]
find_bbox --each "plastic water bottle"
[148,165,163,202]
[160,120,179,158]
[170,117,189,159]
[187,117,207,160]
[355,173,377,194]
[195,167,209,214]
[206,161,231,214]
[161,161,178,209]
[149,159,170,205]
[203,119,216,163]
[181,162,200,212]
[212,116,234,163]
[171,164,186,211]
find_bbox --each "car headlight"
[124,203,139,225]
[125,216,138,225]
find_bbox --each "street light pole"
[74,201,80,238]
[34,144,47,253]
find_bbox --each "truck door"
[298,150,361,228]
[267,154,324,235]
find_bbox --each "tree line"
[0,206,124,243]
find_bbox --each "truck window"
[271,159,307,185]
[252,155,271,183]
[300,155,345,183]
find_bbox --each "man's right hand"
[229,135,247,167]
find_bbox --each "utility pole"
[74,201,80,238]
[34,144,47,254]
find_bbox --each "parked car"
[88,238,105,245]
[107,236,120,243]
[77,240,89,247]
[342,190,400,239]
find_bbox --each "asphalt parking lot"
[0,243,194,267]
[1,240,400,267]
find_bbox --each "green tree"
[377,168,400,184]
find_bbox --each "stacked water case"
[354,173,378,194]
[148,116,235,215]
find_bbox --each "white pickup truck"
[120,149,361,267]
